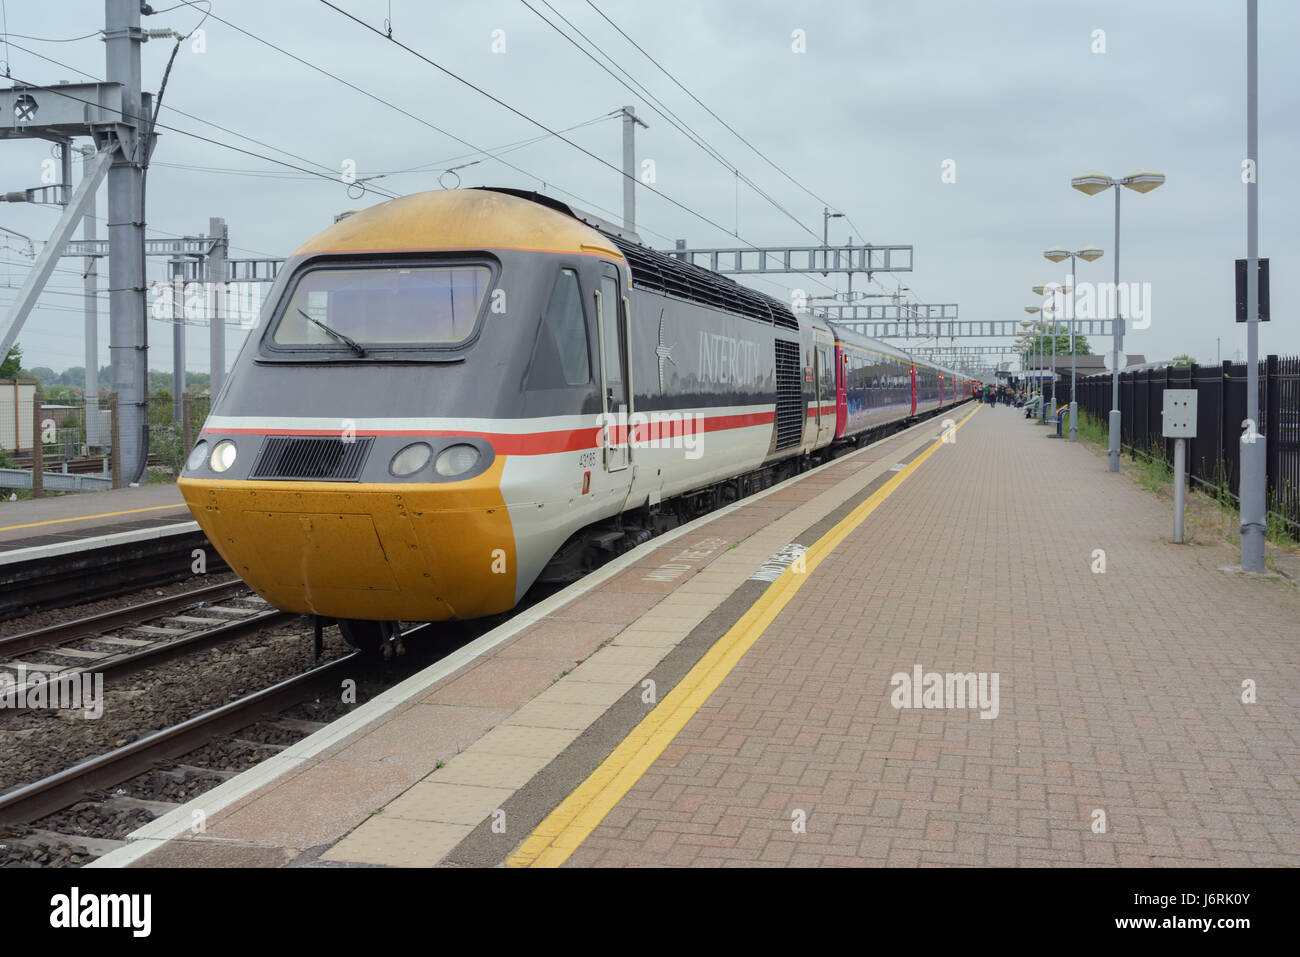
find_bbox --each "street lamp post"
[1022,313,1042,420]
[1241,0,1265,572]
[1071,170,1165,470]
[1043,246,1104,440]
[1032,286,1060,423]
[1038,320,1049,423]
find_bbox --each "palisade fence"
[1074,356,1300,537]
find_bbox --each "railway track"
[0,619,455,865]
[0,580,294,705]
[0,649,361,830]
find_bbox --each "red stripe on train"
[202,410,776,456]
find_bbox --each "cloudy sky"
[1,0,1296,378]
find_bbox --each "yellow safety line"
[507,404,983,867]
[0,502,187,533]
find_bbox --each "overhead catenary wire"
[2,69,404,202]
[149,112,621,184]
[0,30,102,43]
[315,0,838,296]
[0,40,400,197]
[130,6,816,302]
[581,1,901,304]
[5,38,358,187]
[521,0,823,245]
[582,0,842,216]
[153,3,639,218]
[5,7,819,323]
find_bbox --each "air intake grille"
[774,339,803,451]
[251,436,373,481]
[599,233,801,331]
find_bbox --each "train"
[177,187,976,653]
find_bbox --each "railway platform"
[0,483,190,555]
[0,484,203,619]
[90,404,1300,868]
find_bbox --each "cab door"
[595,266,630,472]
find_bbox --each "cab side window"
[526,268,591,390]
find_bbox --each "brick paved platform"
[558,407,1300,867]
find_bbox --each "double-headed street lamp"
[1071,169,1165,471]
[1016,338,1034,401]
[1030,286,1064,422]
[1043,246,1104,440]
[1020,315,1041,418]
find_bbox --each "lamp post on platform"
[1023,311,1045,421]
[1019,319,1035,407]
[1071,169,1165,471]
[1014,340,1030,404]
[1031,287,1060,422]
[1043,245,1104,440]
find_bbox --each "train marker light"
[186,441,209,471]
[209,440,237,473]
[390,442,433,476]
[435,443,480,477]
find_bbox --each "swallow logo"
[655,309,675,393]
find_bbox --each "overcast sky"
[2,0,1296,377]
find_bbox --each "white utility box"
[1162,389,1198,438]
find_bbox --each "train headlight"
[209,440,238,473]
[434,443,480,477]
[185,441,208,472]
[389,442,433,477]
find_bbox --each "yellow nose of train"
[178,457,517,622]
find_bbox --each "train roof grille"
[597,232,800,331]
[477,186,799,331]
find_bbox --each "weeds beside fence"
[1073,356,1300,538]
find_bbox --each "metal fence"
[1074,356,1300,534]
[1,390,212,493]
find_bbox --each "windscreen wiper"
[298,308,367,357]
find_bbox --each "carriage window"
[526,268,590,389]
[272,264,491,347]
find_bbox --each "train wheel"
[337,618,396,656]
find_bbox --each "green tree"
[148,388,175,426]
[28,366,57,384]
[1026,325,1092,357]
[1171,353,1196,367]
[0,345,21,378]
[43,384,82,403]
